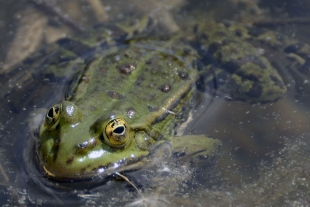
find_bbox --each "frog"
[37,36,223,180]
[31,16,295,181]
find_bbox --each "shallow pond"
[1,0,310,206]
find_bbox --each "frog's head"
[38,101,149,180]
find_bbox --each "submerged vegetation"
[1,0,310,206]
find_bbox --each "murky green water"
[1,0,310,206]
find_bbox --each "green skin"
[37,20,290,180]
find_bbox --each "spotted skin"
[34,19,310,180]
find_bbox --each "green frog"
[33,19,291,180]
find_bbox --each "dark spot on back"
[118,64,136,75]
[148,105,158,112]
[178,71,189,79]
[107,91,125,99]
[159,84,171,93]
[66,156,75,164]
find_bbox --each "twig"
[115,172,144,197]
[25,0,85,33]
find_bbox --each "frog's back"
[71,40,200,127]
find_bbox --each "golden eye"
[45,104,61,130]
[103,117,130,148]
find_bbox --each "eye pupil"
[104,117,129,148]
[45,104,62,129]
[48,108,54,118]
[113,126,125,134]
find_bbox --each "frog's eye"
[45,104,61,130]
[103,117,130,148]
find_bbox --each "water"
[1,0,310,206]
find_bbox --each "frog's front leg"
[137,134,222,168]
[171,135,222,181]
[122,134,221,176]
[171,135,221,164]
[145,135,222,178]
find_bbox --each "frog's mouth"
[39,149,147,182]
